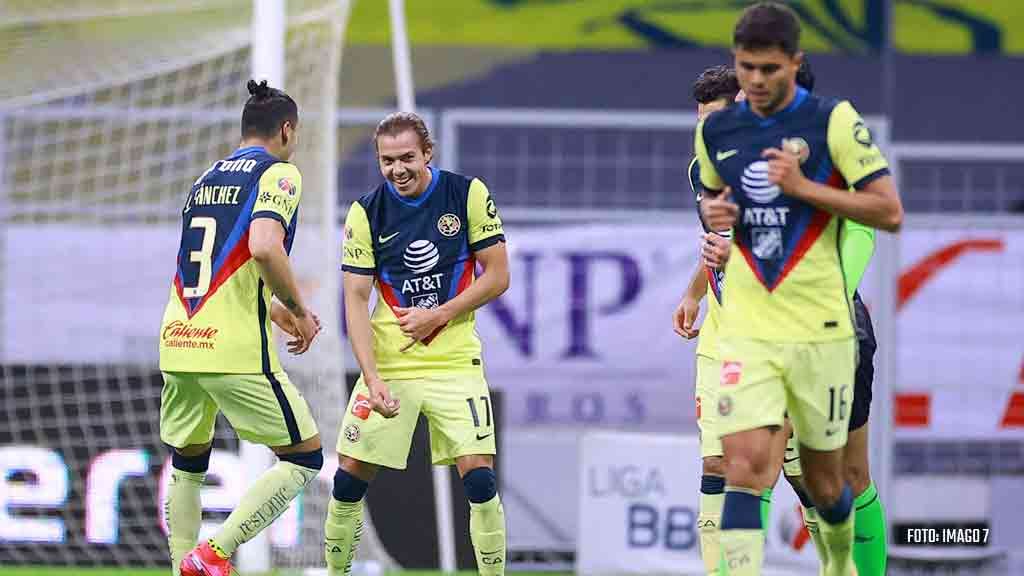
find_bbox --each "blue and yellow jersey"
[689,156,730,359]
[159,146,302,373]
[342,167,505,380]
[694,88,889,342]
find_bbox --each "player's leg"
[789,339,857,576]
[186,372,323,573]
[695,355,726,575]
[324,455,379,576]
[424,375,504,575]
[781,426,829,572]
[326,377,423,576]
[846,315,886,576]
[159,372,219,576]
[716,338,788,575]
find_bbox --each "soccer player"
[676,62,820,575]
[673,64,742,575]
[696,3,903,575]
[326,112,510,576]
[159,80,324,576]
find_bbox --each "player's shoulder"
[700,105,744,137]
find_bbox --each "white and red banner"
[4,222,1022,436]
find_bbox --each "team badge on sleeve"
[278,177,296,196]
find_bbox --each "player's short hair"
[733,1,801,56]
[692,65,740,105]
[797,58,815,91]
[374,111,434,153]
[241,79,298,139]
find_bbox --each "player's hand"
[673,296,701,340]
[394,306,450,352]
[288,307,321,355]
[366,376,400,418]
[762,147,807,195]
[701,187,739,231]
[702,232,732,269]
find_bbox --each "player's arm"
[764,101,903,232]
[341,202,399,417]
[249,163,318,353]
[674,259,707,339]
[841,219,875,297]
[694,120,739,231]
[395,179,510,347]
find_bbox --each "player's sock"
[794,485,829,573]
[698,474,725,575]
[463,467,506,575]
[760,488,773,540]
[818,484,855,576]
[209,449,322,559]
[852,482,887,576]
[719,487,764,576]
[325,468,369,576]
[166,449,211,576]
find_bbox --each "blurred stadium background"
[1,1,1022,575]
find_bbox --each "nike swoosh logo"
[378,231,400,244]
[481,548,503,555]
[855,536,874,543]
[475,433,493,441]
[716,149,739,161]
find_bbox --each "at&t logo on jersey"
[404,240,440,273]
[741,161,781,203]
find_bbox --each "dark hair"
[692,65,740,105]
[374,111,434,152]
[733,2,801,56]
[241,79,298,139]
[796,58,815,91]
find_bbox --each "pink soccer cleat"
[180,542,234,576]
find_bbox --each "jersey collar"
[386,166,440,207]
[230,145,269,158]
[741,86,809,127]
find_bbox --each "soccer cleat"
[180,542,234,576]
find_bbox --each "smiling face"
[376,128,433,197]
[733,46,801,117]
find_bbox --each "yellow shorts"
[160,371,318,448]
[695,354,723,459]
[337,374,497,470]
[716,337,856,452]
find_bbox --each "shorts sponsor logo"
[437,213,461,237]
[696,395,702,419]
[721,361,743,386]
[351,394,372,420]
[161,320,218,350]
[718,395,733,416]
[344,424,361,443]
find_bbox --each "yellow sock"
[209,460,317,558]
[165,468,204,576]
[719,529,764,576]
[802,506,829,575]
[698,490,724,575]
[819,510,855,576]
[324,498,363,576]
[469,495,506,575]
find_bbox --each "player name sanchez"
[899,525,990,547]
[184,185,241,213]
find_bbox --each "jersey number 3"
[183,216,216,298]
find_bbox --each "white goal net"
[0,0,394,572]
